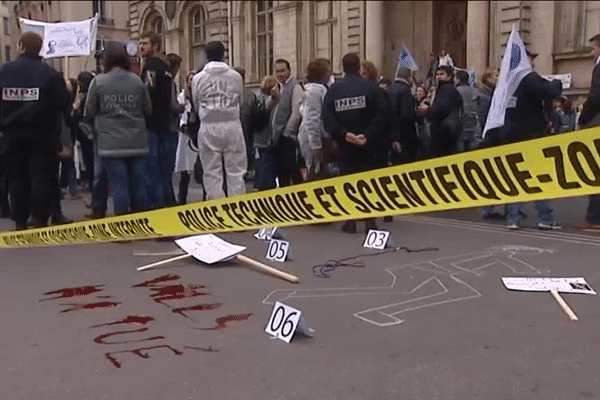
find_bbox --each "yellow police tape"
[2,127,600,247]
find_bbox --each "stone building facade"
[5,1,600,100]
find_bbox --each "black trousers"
[0,153,10,215]
[5,137,57,227]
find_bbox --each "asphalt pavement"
[1,182,600,400]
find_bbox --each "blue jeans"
[59,159,78,195]
[92,144,108,213]
[586,195,600,224]
[455,138,476,153]
[102,156,149,215]
[506,201,554,225]
[254,147,277,190]
[145,131,178,208]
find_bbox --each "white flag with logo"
[482,24,532,137]
[397,44,419,72]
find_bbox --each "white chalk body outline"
[262,246,550,327]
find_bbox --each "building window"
[3,17,8,36]
[255,1,273,79]
[314,1,336,62]
[144,14,166,52]
[190,6,206,70]
[4,45,10,62]
[585,2,600,48]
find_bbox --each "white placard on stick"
[254,227,277,241]
[363,229,391,250]
[265,301,314,343]
[266,239,290,262]
[502,277,596,295]
[175,234,246,264]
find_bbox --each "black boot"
[364,219,378,233]
[51,213,73,225]
[342,220,357,234]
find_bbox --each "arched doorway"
[433,1,467,68]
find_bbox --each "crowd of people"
[0,30,599,235]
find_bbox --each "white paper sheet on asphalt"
[502,277,596,295]
[175,234,246,264]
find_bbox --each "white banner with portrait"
[19,16,98,58]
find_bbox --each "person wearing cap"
[501,49,563,231]
[575,34,600,231]
[191,41,246,200]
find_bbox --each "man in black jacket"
[140,31,176,208]
[423,65,463,157]
[0,32,70,230]
[575,34,600,232]
[502,50,563,230]
[388,67,419,164]
[323,53,387,233]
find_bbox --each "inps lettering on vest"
[2,87,40,101]
[335,96,366,112]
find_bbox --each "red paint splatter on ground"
[93,327,164,345]
[40,285,105,301]
[105,345,183,368]
[132,274,181,288]
[171,303,222,320]
[195,313,253,330]
[149,284,209,306]
[89,315,155,328]
[59,301,121,313]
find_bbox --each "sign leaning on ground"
[3,126,600,247]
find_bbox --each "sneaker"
[507,222,520,230]
[341,220,357,234]
[538,221,562,230]
[574,222,600,232]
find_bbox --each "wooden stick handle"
[550,290,579,321]
[137,253,193,271]
[235,254,299,284]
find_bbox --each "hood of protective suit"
[192,61,244,124]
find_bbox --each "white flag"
[397,44,419,73]
[468,68,477,87]
[483,24,532,137]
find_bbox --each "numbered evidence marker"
[266,239,291,262]
[363,229,391,250]
[265,301,314,343]
[254,227,277,241]
[175,234,246,264]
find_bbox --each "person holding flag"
[483,24,563,230]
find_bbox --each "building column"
[365,0,385,74]
[466,0,489,77]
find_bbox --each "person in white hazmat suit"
[191,41,247,200]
